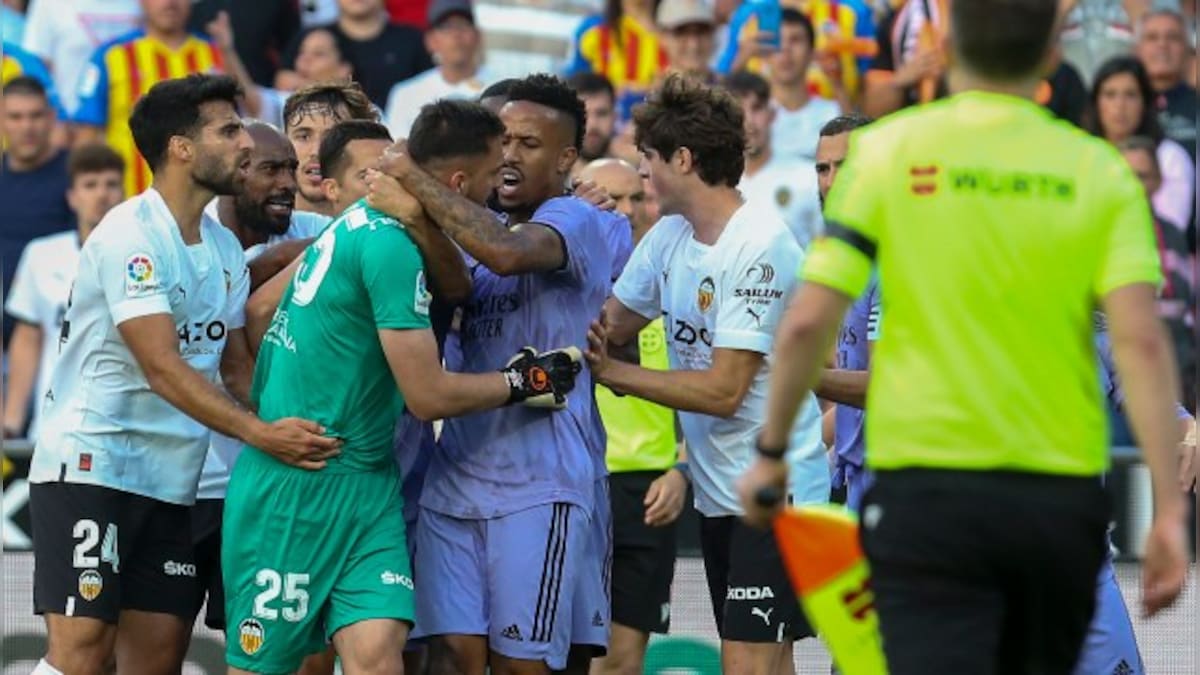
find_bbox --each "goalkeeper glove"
[501,346,583,409]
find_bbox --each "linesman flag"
[772,504,888,675]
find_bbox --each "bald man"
[187,121,333,635]
[578,158,656,242]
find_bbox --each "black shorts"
[30,481,197,623]
[860,469,1109,675]
[699,515,812,642]
[189,498,225,630]
[609,471,677,634]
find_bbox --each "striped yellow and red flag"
[773,505,888,675]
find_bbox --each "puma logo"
[751,606,774,626]
[746,307,763,326]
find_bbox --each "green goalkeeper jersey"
[251,199,432,472]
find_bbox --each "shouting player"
[27,74,337,675]
[585,73,829,675]
[222,109,581,675]
[380,73,623,674]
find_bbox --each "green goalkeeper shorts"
[222,448,413,673]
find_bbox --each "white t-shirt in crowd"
[740,155,823,249]
[770,96,840,161]
[384,66,495,139]
[196,203,331,500]
[21,0,142,114]
[30,189,250,506]
[4,230,79,438]
[612,199,827,517]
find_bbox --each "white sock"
[31,658,64,675]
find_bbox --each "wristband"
[756,438,786,461]
[672,461,691,482]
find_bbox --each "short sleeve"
[5,240,42,324]
[72,49,110,126]
[94,229,174,326]
[1093,158,1162,298]
[803,132,880,299]
[866,280,882,342]
[529,196,601,284]
[602,211,634,282]
[612,221,664,320]
[713,232,801,354]
[361,224,432,330]
[224,260,249,330]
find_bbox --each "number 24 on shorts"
[253,569,310,622]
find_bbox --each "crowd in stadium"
[0,0,1197,673]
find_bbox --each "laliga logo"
[126,255,154,283]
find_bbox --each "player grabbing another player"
[585,73,829,675]
[222,110,582,675]
[27,74,337,675]
[739,1,1189,672]
[379,73,619,675]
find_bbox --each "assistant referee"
[737,1,1189,673]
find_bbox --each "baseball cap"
[428,0,475,27]
[656,0,716,30]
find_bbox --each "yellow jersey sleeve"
[802,132,881,299]
[1093,159,1163,298]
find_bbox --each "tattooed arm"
[379,143,565,277]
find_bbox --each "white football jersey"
[4,230,80,438]
[30,189,250,505]
[196,204,331,500]
[739,156,823,249]
[770,97,840,161]
[612,199,827,517]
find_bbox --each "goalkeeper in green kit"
[221,116,582,675]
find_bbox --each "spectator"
[1040,44,1090,126]
[1059,0,1146,87]
[188,0,301,88]
[717,0,875,109]
[21,0,141,116]
[763,9,840,161]
[384,0,492,139]
[1117,135,1195,412]
[3,144,124,440]
[658,0,720,83]
[207,12,352,129]
[567,72,618,176]
[2,40,65,118]
[862,0,946,119]
[727,71,823,248]
[1136,9,1197,161]
[1086,55,1194,232]
[72,0,224,197]
[0,76,71,342]
[277,0,433,109]
[565,0,666,125]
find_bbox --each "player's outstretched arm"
[117,313,341,469]
[1103,282,1188,617]
[379,142,566,276]
[380,328,581,419]
[245,253,304,356]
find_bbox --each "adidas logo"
[1113,660,1133,675]
[500,624,523,641]
[592,611,604,627]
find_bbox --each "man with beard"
[567,73,617,177]
[380,73,621,675]
[186,121,333,643]
[26,74,338,675]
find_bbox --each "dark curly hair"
[506,73,588,150]
[633,74,745,187]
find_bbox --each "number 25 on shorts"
[253,569,310,622]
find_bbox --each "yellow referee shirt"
[805,91,1162,476]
